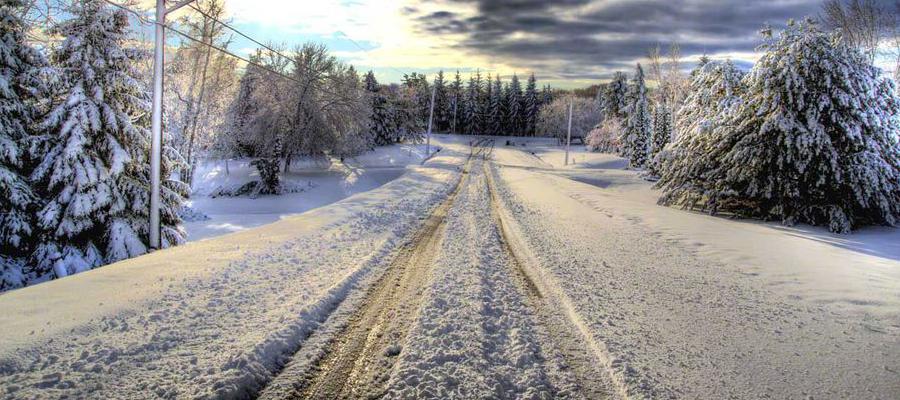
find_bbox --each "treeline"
[364,70,552,141]
[586,19,900,233]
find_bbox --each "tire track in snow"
[258,143,486,399]
[484,161,628,400]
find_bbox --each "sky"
[165,0,831,88]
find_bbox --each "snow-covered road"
[1,136,898,399]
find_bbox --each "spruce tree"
[482,73,492,134]
[363,71,395,145]
[506,73,523,134]
[463,74,478,134]
[650,104,671,158]
[602,72,628,120]
[488,75,502,135]
[524,73,538,136]
[433,70,448,131]
[622,64,651,168]
[32,0,186,278]
[646,104,672,176]
[713,20,900,232]
[0,0,48,289]
[450,70,462,134]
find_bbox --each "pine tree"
[488,74,503,135]
[601,72,628,120]
[622,64,651,168]
[650,104,671,158]
[433,70,448,131]
[362,70,395,146]
[218,61,261,157]
[524,73,538,136]
[711,20,900,232]
[463,74,478,134]
[32,0,186,279]
[450,70,462,134]
[506,73,523,134]
[0,0,48,289]
[646,103,672,176]
[482,73,492,134]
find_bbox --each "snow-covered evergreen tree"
[463,74,478,134]
[622,64,651,168]
[656,60,745,211]
[433,70,448,131]
[541,84,552,107]
[363,70,394,145]
[450,70,462,133]
[712,20,900,232]
[218,61,260,157]
[645,103,672,177]
[482,73,492,134]
[488,74,502,135]
[506,73,523,134]
[524,73,538,136]
[601,71,628,120]
[0,0,48,289]
[32,0,186,279]
[650,104,671,158]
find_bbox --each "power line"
[335,30,409,78]
[185,3,294,66]
[100,0,302,85]
[182,2,369,101]
[100,0,430,115]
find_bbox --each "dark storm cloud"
[409,0,825,80]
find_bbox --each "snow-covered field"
[490,142,900,398]
[1,135,897,399]
[184,143,431,241]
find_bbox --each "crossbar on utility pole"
[564,99,573,166]
[426,84,436,156]
[150,0,196,250]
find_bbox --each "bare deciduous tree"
[821,0,886,62]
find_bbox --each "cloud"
[407,0,823,80]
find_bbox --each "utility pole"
[426,84,436,156]
[150,0,196,249]
[564,99,573,166]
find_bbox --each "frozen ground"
[1,135,897,399]
[185,143,430,241]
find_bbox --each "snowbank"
[185,143,431,241]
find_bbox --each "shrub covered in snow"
[660,20,900,233]
[586,117,623,153]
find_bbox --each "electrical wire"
[100,0,302,85]
[100,0,438,115]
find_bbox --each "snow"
[0,137,467,398]
[489,142,900,398]
[184,143,431,241]
[384,159,580,399]
[1,135,897,398]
